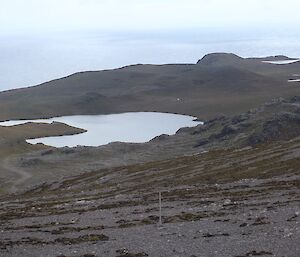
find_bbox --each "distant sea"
[1,27,300,91]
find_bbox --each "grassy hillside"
[0,135,299,257]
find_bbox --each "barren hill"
[0,53,299,121]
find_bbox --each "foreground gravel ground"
[0,173,299,257]
[1,138,299,257]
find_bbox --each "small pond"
[0,112,202,147]
[262,59,299,65]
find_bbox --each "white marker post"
[159,191,162,226]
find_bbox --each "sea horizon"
[1,26,300,91]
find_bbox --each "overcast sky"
[1,0,300,33]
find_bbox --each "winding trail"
[1,157,32,193]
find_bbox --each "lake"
[0,112,202,147]
[1,27,300,91]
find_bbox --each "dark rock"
[176,127,193,134]
[215,125,238,139]
[194,139,209,147]
[232,113,250,124]
[150,134,169,142]
[290,95,300,102]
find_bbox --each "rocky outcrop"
[191,96,300,148]
[197,53,243,66]
[248,112,300,145]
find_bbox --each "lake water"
[262,60,300,65]
[0,112,201,147]
[1,28,300,91]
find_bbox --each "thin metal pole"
[159,191,162,225]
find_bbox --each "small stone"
[224,199,231,205]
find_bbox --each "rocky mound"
[197,52,244,66]
[189,96,300,148]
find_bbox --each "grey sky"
[1,0,300,32]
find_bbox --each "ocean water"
[1,27,300,91]
[0,112,202,147]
